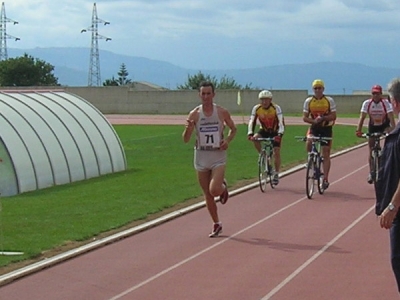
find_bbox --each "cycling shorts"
[368,120,390,134]
[307,126,333,147]
[256,129,281,148]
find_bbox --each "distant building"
[131,81,169,91]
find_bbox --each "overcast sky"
[4,0,400,70]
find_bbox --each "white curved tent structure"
[0,90,127,197]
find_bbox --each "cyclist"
[247,90,285,185]
[302,79,337,190]
[356,84,395,184]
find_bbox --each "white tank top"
[195,104,224,150]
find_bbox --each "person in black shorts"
[302,79,337,190]
[356,84,395,183]
[247,90,285,185]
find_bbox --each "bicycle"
[360,132,387,184]
[296,136,332,199]
[254,137,276,192]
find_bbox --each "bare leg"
[197,171,218,223]
[306,139,312,153]
[197,166,226,224]
[209,165,226,197]
[253,133,262,153]
[322,145,331,180]
[274,147,281,172]
[368,138,374,173]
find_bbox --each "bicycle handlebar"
[295,136,332,142]
[253,137,275,142]
[360,132,388,138]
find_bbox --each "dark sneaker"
[322,180,330,190]
[209,223,222,238]
[220,179,229,204]
[367,173,374,184]
[272,173,279,186]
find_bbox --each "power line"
[0,2,19,61]
[81,2,111,86]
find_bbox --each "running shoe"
[209,223,222,238]
[367,173,374,184]
[220,179,229,204]
[272,173,279,186]
[322,180,330,190]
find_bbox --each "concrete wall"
[1,86,368,115]
[65,87,368,115]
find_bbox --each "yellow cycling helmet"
[312,79,325,88]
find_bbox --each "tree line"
[0,54,255,89]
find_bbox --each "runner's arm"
[182,110,198,143]
[223,109,237,145]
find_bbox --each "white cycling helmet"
[258,90,273,99]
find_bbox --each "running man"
[182,81,236,237]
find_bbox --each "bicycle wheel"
[317,155,325,194]
[306,155,315,199]
[258,151,267,192]
[267,152,276,189]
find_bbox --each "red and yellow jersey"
[247,103,284,135]
[303,95,336,127]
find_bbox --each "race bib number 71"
[199,126,220,149]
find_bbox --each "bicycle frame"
[296,136,331,199]
[362,132,386,183]
[254,138,276,192]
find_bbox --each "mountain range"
[7,47,400,94]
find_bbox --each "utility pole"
[81,2,111,86]
[0,2,19,61]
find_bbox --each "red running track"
[0,146,397,299]
[0,116,397,299]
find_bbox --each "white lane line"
[260,205,375,300]
[109,164,368,300]
[109,198,308,300]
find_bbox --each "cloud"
[5,1,400,44]
[319,45,335,58]
[3,0,400,69]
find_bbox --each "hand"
[247,135,254,141]
[314,116,324,124]
[356,131,362,138]
[220,139,229,150]
[274,135,282,143]
[185,119,194,129]
[379,209,397,229]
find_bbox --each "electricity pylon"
[0,2,20,61]
[81,2,111,86]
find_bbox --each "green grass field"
[0,123,363,269]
